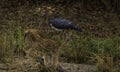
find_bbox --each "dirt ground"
[0,57,96,72]
[61,63,96,72]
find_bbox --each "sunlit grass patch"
[0,32,14,63]
[61,33,120,71]
[0,24,25,63]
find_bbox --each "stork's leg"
[63,30,72,44]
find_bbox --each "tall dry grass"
[0,4,119,72]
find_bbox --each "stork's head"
[24,29,42,42]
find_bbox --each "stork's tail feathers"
[73,26,83,32]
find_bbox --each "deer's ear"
[24,32,27,42]
[24,29,30,42]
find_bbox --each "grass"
[0,27,119,72]
[61,33,120,72]
[0,5,120,72]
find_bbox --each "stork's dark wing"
[49,18,75,29]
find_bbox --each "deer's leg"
[52,53,59,67]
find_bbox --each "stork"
[48,18,83,41]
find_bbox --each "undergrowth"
[0,4,119,72]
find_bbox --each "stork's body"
[49,18,82,32]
